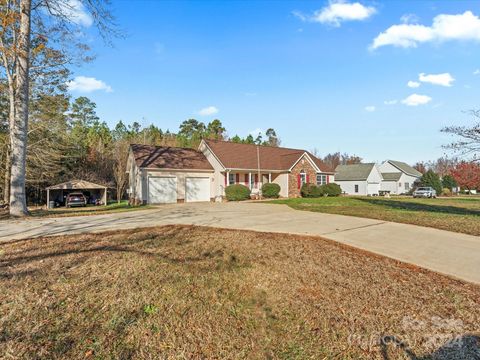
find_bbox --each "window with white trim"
[316,174,327,186]
[405,182,410,190]
[300,171,307,186]
[354,184,359,193]
[229,173,236,185]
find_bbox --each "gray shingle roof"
[388,160,422,177]
[381,172,402,181]
[335,163,376,181]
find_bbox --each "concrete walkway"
[1,202,479,284]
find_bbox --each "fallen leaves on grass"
[1,225,479,359]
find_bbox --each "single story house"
[334,163,383,196]
[127,140,334,204]
[379,160,422,194]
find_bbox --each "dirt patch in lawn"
[1,225,479,359]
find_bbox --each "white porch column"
[248,172,252,190]
[226,171,230,186]
[46,189,50,209]
[268,173,271,183]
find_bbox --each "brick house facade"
[288,154,320,197]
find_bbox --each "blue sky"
[67,1,480,163]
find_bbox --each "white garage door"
[148,177,177,204]
[186,177,210,202]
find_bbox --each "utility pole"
[257,145,261,199]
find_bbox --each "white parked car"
[413,187,437,198]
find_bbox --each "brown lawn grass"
[1,225,479,359]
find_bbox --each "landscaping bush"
[225,184,251,201]
[261,183,281,198]
[301,183,322,198]
[319,183,342,197]
[441,188,452,197]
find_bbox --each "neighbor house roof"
[381,172,402,181]
[46,180,107,190]
[387,160,422,177]
[335,163,376,181]
[203,139,334,173]
[130,144,214,171]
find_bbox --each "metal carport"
[46,180,108,208]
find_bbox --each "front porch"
[223,171,286,197]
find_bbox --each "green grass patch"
[270,196,480,236]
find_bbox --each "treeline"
[0,95,281,205]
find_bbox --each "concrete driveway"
[1,202,479,284]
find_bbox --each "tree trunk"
[4,72,16,206]
[9,0,31,217]
[3,143,11,205]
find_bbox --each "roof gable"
[203,139,334,172]
[335,163,376,181]
[130,144,214,171]
[388,160,422,177]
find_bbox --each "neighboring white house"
[379,160,422,195]
[335,163,383,196]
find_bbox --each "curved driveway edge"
[1,202,479,284]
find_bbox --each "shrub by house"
[261,183,281,198]
[225,184,251,201]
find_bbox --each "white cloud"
[364,105,376,112]
[50,0,93,27]
[371,11,480,49]
[66,76,112,93]
[401,94,432,106]
[407,80,421,88]
[294,1,376,27]
[419,72,455,87]
[400,13,420,24]
[198,106,219,116]
[473,69,480,75]
[384,99,398,105]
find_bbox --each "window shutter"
[327,175,330,184]
[255,174,258,184]
[236,173,239,183]
[297,174,301,189]
[244,174,248,185]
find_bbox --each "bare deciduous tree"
[442,110,480,162]
[112,139,129,203]
[0,0,117,216]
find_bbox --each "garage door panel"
[148,177,177,204]
[186,177,210,202]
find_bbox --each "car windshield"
[417,187,430,191]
